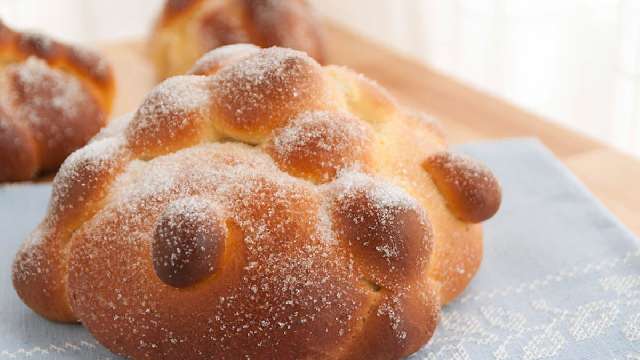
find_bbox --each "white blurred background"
[1,0,638,157]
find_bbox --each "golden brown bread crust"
[423,152,502,223]
[0,20,115,182]
[265,111,374,183]
[13,46,500,359]
[149,0,326,79]
[152,197,228,287]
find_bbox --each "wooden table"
[102,22,640,238]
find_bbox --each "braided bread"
[0,20,114,182]
[149,0,326,79]
[12,45,500,359]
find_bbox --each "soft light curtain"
[312,0,640,157]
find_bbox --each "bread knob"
[423,151,501,223]
[126,75,214,158]
[210,47,332,143]
[152,197,227,288]
[265,110,373,183]
[330,172,433,289]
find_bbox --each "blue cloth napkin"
[1,138,638,359]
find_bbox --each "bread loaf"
[13,45,500,359]
[149,0,326,79]
[0,20,114,182]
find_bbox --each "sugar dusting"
[213,47,319,127]
[71,143,373,355]
[130,75,211,131]
[12,46,453,357]
[49,136,127,218]
[327,169,426,264]
[125,75,212,149]
[12,57,88,125]
[273,111,366,155]
[61,137,125,175]
[439,152,495,187]
[269,110,371,182]
[161,196,219,225]
[328,169,418,212]
[12,225,48,282]
[153,196,225,277]
[94,113,133,141]
[3,56,102,160]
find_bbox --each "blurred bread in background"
[0,19,114,182]
[149,0,326,79]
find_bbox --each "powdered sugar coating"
[273,111,363,154]
[12,45,498,359]
[423,151,501,223]
[49,137,129,221]
[0,21,114,182]
[65,136,126,166]
[94,113,133,141]
[67,143,376,357]
[12,226,48,281]
[161,196,223,226]
[152,196,227,287]
[327,169,433,287]
[12,57,89,125]
[126,75,213,155]
[439,152,494,184]
[211,47,331,142]
[130,75,211,130]
[16,31,110,84]
[3,57,105,171]
[329,170,419,212]
[267,110,373,182]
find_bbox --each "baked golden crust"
[0,20,115,182]
[423,152,502,223]
[13,46,500,359]
[149,0,326,79]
